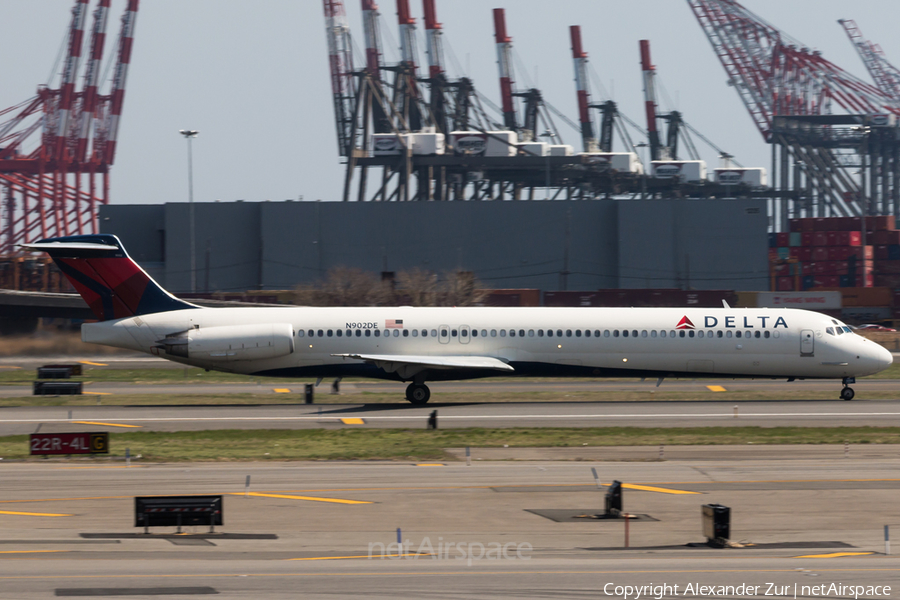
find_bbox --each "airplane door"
[459,325,470,344]
[439,325,450,344]
[800,329,814,356]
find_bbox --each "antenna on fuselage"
[722,299,731,309]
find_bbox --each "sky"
[1,0,899,206]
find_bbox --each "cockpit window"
[843,326,852,333]
[835,327,844,335]
[826,327,835,336]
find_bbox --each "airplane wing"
[331,353,514,377]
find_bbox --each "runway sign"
[30,432,109,455]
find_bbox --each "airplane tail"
[23,234,198,321]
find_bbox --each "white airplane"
[25,235,893,404]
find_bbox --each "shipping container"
[485,130,518,157]
[548,144,574,156]
[790,247,813,262]
[478,289,541,307]
[871,230,900,245]
[408,130,445,155]
[824,287,894,307]
[828,246,873,261]
[812,232,829,246]
[371,133,409,156]
[869,215,896,231]
[842,306,893,321]
[713,167,767,187]
[450,131,488,156]
[516,142,549,157]
[874,273,900,288]
[776,247,790,260]
[543,289,737,308]
[776,233,790,247]
[812,275,841,288]
[812,247,829,262]
[789,232,802,247]
[651,160,707,181]
[757,291,842,309]
[579,152,644,173]
[734,291,759,307]
[801,232,815,246]
[776,276,794,291]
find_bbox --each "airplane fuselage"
[83,305,892,382]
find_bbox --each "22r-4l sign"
[30,432,109,455]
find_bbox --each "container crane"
[838,19,900,101]
[639,40,663,161]
[323,0,356,156]
[0,0,139,254]
[569,26,597,152]
[492,8,517,132]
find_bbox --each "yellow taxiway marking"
[340,417,365,425]
[706,385,727,392]
[794,552,874,559]
[0,510,72,517]
[237,492,372,505]
[606,483,700,495]
[78,361,107,366]
[0,366,21,369]
[71,421,140,428]
[287,553,430,561]
[81,392,112,396]
[414,463,445,467]
[273,388,292,393]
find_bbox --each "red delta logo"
[676,316,695,330]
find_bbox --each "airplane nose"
[877,345,894,370]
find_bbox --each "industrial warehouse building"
[100,197,769,294]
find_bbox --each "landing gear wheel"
[840,387,855,401]
[406,383,431,405]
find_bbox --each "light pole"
[179,129,199,293]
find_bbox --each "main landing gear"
[840,377,856,401]
[406,383,431,405]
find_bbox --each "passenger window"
[365,330,371,337]
[491,330,497,337]
[403,330,409,337]
[697,331,703,338]
[317,330,324,337]
[632,330,638,337]
[557,330,563,337]
[451,330,457,337]
[538,330,544,337]
[670,331,676,337]
[431,329,438,337]
[547,330,553,337]
[336,330,342,337]
[726,331,732,338]
[717,331,723,338]
[736,331,742,338]
[519,329,525,337]
[528,330,534,337]
[774,331,780,338]
[308,330,314,337]
[764,331,770,338]
[745,331,751,338]
[509,330,515,337]
[613,330,619,337]
[754,331,760,338]
[660,330,666,338]
[470,330,476,337]
[298,330,305,337]
[575,330,582,337]
[374,330,380,337]
[584,330,590,338]
[356,330,362,337]
[679,331,685,338]
[481,329,487,337]
[566,330,572,337]
[412,329,418,337]
[623,330,629,338]
[651,330,657,338]
[392,330,399,337]
[688,330,694,338]
[500,330,506,337]
[441,329,448,337]
[594,330,600,337]
[604,330,610,337]
[641,330,648,338]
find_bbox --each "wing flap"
[332,353,514,372]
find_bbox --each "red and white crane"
[0,0,140,254]
[838,19,900,101]
[493,8,517,131]
[639,39,663,161]
[361,0,383,82]
[323,0,356,156]
[569,26,596,152]
[422,0,443,80]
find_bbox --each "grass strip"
[2,427,900,462]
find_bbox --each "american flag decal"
[385,319,404,328]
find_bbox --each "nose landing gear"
[840,377,856,401]
[406,383,431,405]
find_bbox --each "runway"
[0,459,898,598]
[3,398,900,434]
